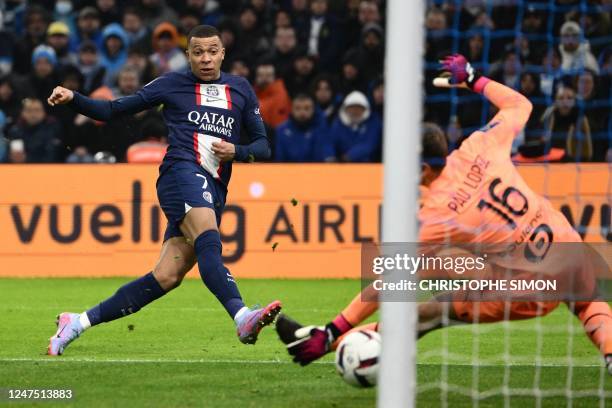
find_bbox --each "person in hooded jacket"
[150,22,188,75]
[99,23,129,86]
[330,90,382,162]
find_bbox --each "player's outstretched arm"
[434,54,532,146]
[47,85,153,122]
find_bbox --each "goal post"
[377,0,424,406]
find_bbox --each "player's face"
[187,36,225,82]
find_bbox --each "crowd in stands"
[0,0,609,164]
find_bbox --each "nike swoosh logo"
[206,97,224,103]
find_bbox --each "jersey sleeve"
[461,80,533,158]
[234,78,271,162]
[136,74,171,106]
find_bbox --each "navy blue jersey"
[69,69,270,186]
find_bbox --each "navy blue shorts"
[156,160,227,242]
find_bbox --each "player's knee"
[153,265,184,291]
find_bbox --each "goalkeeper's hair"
[422,122,448,169]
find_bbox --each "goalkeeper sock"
[86,272,166,326]
[194,230,245,319]
[574,301,612,356]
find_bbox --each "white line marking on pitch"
[0,358,604,368]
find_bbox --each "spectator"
[519,72,546,136]
[150,22,187,75]
[539,48,563,97]
[269,26,299,80]
[236,6,270,62]
[77,41,105,95]
[13,6,49,74]
[370,76,384,119]
[97,0,121,27]
[52,0,77,33]
[541,85,592,162]
[122,7,151,54]
[184,0,223,27]
[66,146,94,163]
[425,7,451,62]
[310,73,339,124]
[26,45,60,104]
[8,139,26,163]
[275,93,333,162]
[178,8,202,50]
[285,51,318,97]
[330,90,382,162]
[490,50,522,89]
[139,0,179,30]
[69,7,102,54]
[229,58,251,79]
[559,21,599,74]
[254,62,291,128]
[345,0,381,49]
[304,0,343,71]
[463,33,485,68]
[574,69,609,161]
[0,76,22,131]
[46,21,77,67]
[352,22,384,84]
[127,116,168,163]
[274,9,292,30]
[0,11,15,76]
[127,46,156,85]
[8,98,61,163]
[99,23,129,86]
[338,50,366,96]
[217,19,242,70]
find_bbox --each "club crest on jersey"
[195,83,232,110]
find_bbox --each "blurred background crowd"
[0,0,609,164]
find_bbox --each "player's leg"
[48,237,196,355]
[569,301,612,374]
[180,206,281,344]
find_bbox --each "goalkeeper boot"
[236,300,282,344]
[47,313,85,356]
[276,314,332,366]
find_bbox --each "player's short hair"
[422,122,448,169]
[187,25,222,46]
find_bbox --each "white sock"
[79,312,91,330]
[233,306,249,324]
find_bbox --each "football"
[335,329,381,387]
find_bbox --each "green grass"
[0,278,610,407]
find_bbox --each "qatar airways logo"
[188,111,235,137]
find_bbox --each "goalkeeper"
[276,54,612,374]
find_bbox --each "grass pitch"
[0,278,610,407]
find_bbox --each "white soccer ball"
[335,329,381,387]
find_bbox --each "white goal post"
[377,0,424,407]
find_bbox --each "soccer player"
[276,54,612,374]
[46,25,281,355]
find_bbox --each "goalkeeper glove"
[439,54,488,92]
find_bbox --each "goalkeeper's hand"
[433,54,482,91]
[287,324,336,366]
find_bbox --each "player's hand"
[47,86,74,106]
[287,325,333,366]
[211,140,235,162]
[434,54,480,90]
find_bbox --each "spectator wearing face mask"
[275,93,332,162]
[330,90,382,162]
[541,85,592,162]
